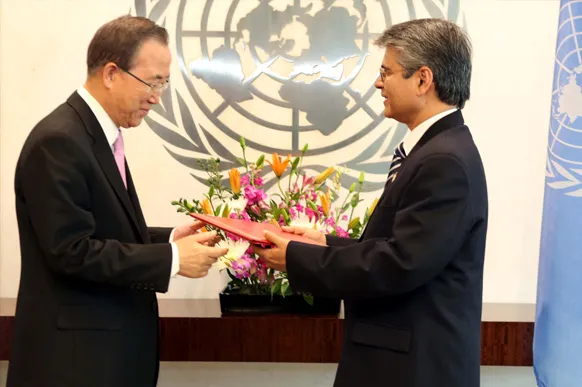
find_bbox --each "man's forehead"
[132,50,171,79]
[133,41,170,62]
[382,47,399,68]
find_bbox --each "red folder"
[189,213,317,246]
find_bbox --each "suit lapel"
[407,109,465,158]
[67,92,146,243]
[126,166,150,243]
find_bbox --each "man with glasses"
[7,16,227,387]
[256,18,488,387]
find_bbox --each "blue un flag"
[534,1,582,386]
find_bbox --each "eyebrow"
[151,74,170,82]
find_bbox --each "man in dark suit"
[6,16,228,387]
[256,18,488,387]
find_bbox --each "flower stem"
[241,147,252,186]
[336,192,350,224]
[277,179,286,200]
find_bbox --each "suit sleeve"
[148,227,173,243]
[326,235,358,247]
[17,132,172,292]
[286,154,472,299]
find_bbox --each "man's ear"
[102,62,118,89]
[416,66,433,95]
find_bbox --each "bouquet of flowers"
[172,137,378,303]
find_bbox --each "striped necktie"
[387,142,406,183]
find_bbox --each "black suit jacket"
[287,110,488,387]
[7,92,173,387]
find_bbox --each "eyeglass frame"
[378,67,409,82]
[118,66,169,95]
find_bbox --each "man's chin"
[124,117,144,128]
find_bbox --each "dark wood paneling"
[480,321,534,366]
[0,317,11,361]
[0,299,534,365]
[159,315,344,363]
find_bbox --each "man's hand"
[281,226,327,246]
[253,231,291,272]
[175,231,228,278]
[172,221,208,242]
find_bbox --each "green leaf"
[226,270,240,283]
[291,157,300,172]
[221,204,230,217]
[351,194,359,208]
[209,185,215,198]
[239,287,252,295]
[236,157,246,167]
[256,154,265,169]
[214,204,222,216]
[308,201,319,213]
[281,281,290,297]
[303,294,314,305]
[271,278,283,299]
[281,209,290,224]
[270,200,278,212]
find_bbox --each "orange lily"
[348,216,360,231]
[267,153,291,178]
[320,191,331,217]
[201,198,213,215]
[315,166,335,184]
[367,198,379,218]
[229,168,241,194]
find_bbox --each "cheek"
[383,83,397,103]
[384,80,397,96]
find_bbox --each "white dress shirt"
[77,86,180,278]
[401,108,458,155]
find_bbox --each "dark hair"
[86,15,169,75]
[374,18,472,109]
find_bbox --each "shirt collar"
[401,108,458,155]
[77,85,120,151]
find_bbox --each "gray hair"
[374,18,472,109]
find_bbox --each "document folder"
[190,213,317,247]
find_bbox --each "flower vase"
[218,284,341,315]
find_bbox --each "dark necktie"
[387,142,406,183]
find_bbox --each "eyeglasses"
[378,67,407,82]
[119,67,169,96]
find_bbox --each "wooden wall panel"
[0,299,534,365]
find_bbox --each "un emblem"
[133,0,465,191]
[546,2,582,197]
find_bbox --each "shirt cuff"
[169,228,180,277]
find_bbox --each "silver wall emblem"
[133,0,465,191]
